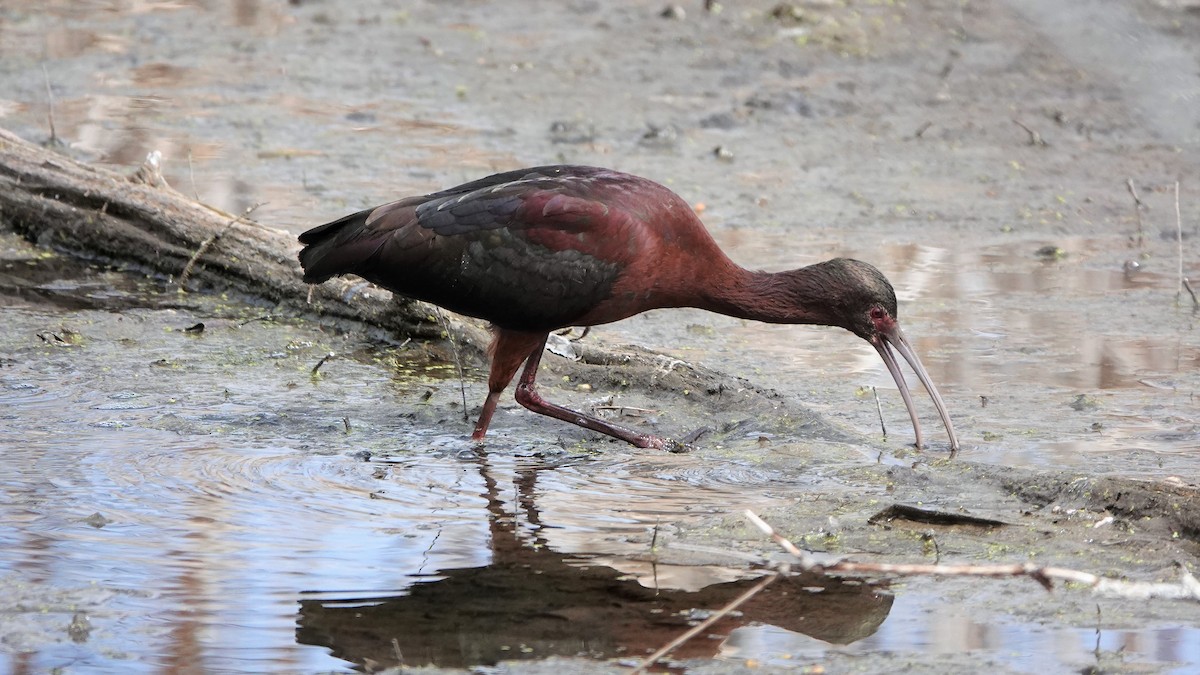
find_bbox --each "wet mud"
[2,1,1200,673]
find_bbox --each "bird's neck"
[701,263,842,327]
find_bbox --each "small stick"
[744,510,822,571]
[42,64,58,145]
[1012,119,1046,147]
[391,637,403,665]
[311,351,335,376]
[178,202,264,286]
[1126,179,1145,249]
[238,314,274,326]
[1174,180,1184,303]
[628,571,781,674]
[436,309,469,421]
[592,405,658,416]
[187,148,199,202]
[872,386,887,440]
[921,530,942,564]
[1182,278,1199,311]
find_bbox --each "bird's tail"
[297,208,375,284]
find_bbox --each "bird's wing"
[301,168,643,331]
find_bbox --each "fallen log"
[0,127,443,342]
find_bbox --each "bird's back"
[298,166,729,331]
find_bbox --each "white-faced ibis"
[299,166,959,454]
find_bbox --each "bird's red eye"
[869,307,885,320]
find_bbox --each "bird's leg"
[513,336,688,452]
[471,392,502,441]
[472,330,549,441]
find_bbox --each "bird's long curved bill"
[871,327,960,455]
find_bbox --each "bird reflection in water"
[296,451,894,669]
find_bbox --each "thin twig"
[872,386,887,440]
[744,510,822,571]
[921,531,942,564]
[1174,180,1184,303]
[187,148,199,202]
[436,309,469,421]
[1182,278,1199,311]
[42,64,58,146]
[391,637,404,666]
[1012,118,1046,147]
[1126,179,1145,249]
[238,314,274,326]
[592,405,658,416]
[311,351,335,376]
[178,202,264,286]
[628,571,782,674]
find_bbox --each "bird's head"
[812,258,900,342]
[805,258,959,455]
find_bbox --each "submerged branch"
[745,509,1200,601]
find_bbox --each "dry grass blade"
[744,509,822,571]
[1183,278,1199,311]
[627,571,782,674]
[1012,118,1047,146]
[871,385,887,440]
[1175,180,1184,303]
[42,64,58,145]
[179,201,265,286]
[434,308,470,420]
[1126,178,1145,249]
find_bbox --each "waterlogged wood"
[0,127,443,341]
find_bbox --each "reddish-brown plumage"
[299,166,959,454]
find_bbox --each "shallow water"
[2,0,1199,673]
[0,293,776,672]
[725,593,1200,673]
[2,250,1197,673]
